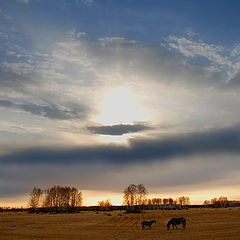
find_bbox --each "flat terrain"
[0,208,240,240]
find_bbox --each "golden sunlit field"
[1,208,240,240]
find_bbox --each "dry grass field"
[0,208,240,240]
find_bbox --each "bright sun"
[95,87,147,126]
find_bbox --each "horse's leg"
[142,224,144,230]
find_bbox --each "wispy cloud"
[0,99,88,120]
[0,121,41,134]
[167,33,240,82]
[0,8,12,20]
[16,0,41,4]
[81,0,94,7]
[16,0,31,3]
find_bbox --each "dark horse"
[141,220,156,229]
[167,217,186,230]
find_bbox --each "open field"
[0,208,240,240]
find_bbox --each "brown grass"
[0,208,240,240]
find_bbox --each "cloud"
[81,0,94,7]
[2,124,240,197]
[1,150,240,197]
[167,33,240,83]
[16,0,41,4]
[0,8,12,20]
[1,125,240,166]
[87,124,152,135]
[1,28,240,199]
[0,121,41,135]
[50,35,225,93]
[98,37,136,45]
[0,99,88,120]
[0,68,34,92]
[16,0,31,3]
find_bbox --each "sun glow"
[82,190,123,206]
[98,134,130,144]
[95,87,148,125]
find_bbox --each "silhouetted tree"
[203,200,210,205]
[211,197,218,204]
[177,196,190,206]
[169,198,174,206]
[136,184,148,209]
[163,198,169,205]
[29,187,43,209]
[218,196,228,207]
[209,196,229,208]
[30,185,83,210]
[123,184,148,213]
[98,199,112,211]
[123,184,137,212]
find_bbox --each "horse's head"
[167,222,170,230]
[153,220,156,224]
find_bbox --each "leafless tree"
[163,198,169,205]
[169,198,174,206]
[98,199,112,210]
[123,184,148,212]
[209,196,229,207]
[31,185,83,210]
[203,200,210,205]
[29,187,43,209]
[177,196,190,206]
[136,184,148,207]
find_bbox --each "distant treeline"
[203,196,240,208]
[1,184,239,214]
[147,196,190,206]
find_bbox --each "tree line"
[29,183,191,213]
[203,196,236,208]
[147,196,190,206]
[29,185,82,210]
[122,184,190,213]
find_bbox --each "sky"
[1,0,240,207]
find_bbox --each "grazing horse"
[167,217,186,230]
[141,220,156,229]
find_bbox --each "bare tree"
[123,184,137,212]
[169,198,174,206]
[203,200,210,205]
[177,196,190,206]
[29,187,43,209]
[163,198,169,205]
[185,196,190,205]
[98,199,112,211]
[136,184,148,208]
[33,185,83,210]
[123,184,148,213]
[77,191,83,207]
[209,196,229,208]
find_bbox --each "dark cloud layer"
[1,125,240,165]
[0,99,87,120]
[87,124,152,135]
[0,68,35,92]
